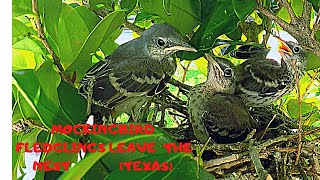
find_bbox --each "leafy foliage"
[12,0,320,179]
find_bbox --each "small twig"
[168,78,192,91]
[204,154,239,168]
[24,120,49,132]
[302,0,312,27]
[124,20,145,35]
[248,139,271,180]
[31,0,72,83]
[259,114,277,140]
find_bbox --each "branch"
[32,0,72,83]
[249,142,271,179]
[124,20,145,35]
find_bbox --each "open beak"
[276,37,293,55]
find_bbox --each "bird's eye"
[224,68,233,77]
[293,46,300,53]
[157,38,166,47]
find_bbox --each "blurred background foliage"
[12,0,320,179]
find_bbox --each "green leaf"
[66,10,126,80]
[287,99,318,119]
[12,0,33,18]
[59,125,186,179]
[43,0,62,44]
[120,0,137,15]
[35,61,61,108]
[277,8,290,23]
[12,19,35,44]
[75,6,101,32]
[308,0,319,11]
[316,30,320,43]
[140,0,201,35]
[232,0,256,20]
[194,57,208,76]
[12,37,45,70]
[179,1,239,59]
[13,37,44,54]
[291,0,304,17]
[57,81,87,123]
[35,133,78,180]
[106,155,214,180]
[57,3,90,69]
[12,132,22,179]
[12,70,76,135]
[306,51,320,70]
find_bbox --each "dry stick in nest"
[198,128,320,173]
[248,139,272,179]
[31,0,72,84]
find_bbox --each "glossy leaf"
[140,0,201,36]
[57,3,90,69]
[287,99,318,119]
[12,19,35,44]
[232,0,256,20]
[35,61,61,108]
[120,0,138,15]
[75,6,101,32]
[106,155,214,180]
[306,51,320,70]
[57,81,87,123]
[12,0,33,18]
[58,125,213,179]
[179,0,255,60]
[12,70,76,134]
[308,0,319,11]
[66,10,126,80]
[43,0,62,44]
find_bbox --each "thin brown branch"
[32,0,72,83]
[124,20,145,35]
[249,146,271,179]
[302,0,312,26]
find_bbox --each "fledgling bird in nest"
[79,24,197,122]
[188,54,257,144]
[230,38,307,107]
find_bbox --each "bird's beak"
[276,37,293,55]
[165,42,197,52]
[204,53,223,74]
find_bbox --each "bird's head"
[141,24,197,60]
[205,53,236,94]
[276,38,307,71]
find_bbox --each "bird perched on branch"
[79,24,197,122]
[231,39,307,107]
[188,54,257,144]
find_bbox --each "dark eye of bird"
[224,68,233,77]
[157,38,166,47]
[293,46,300,53]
